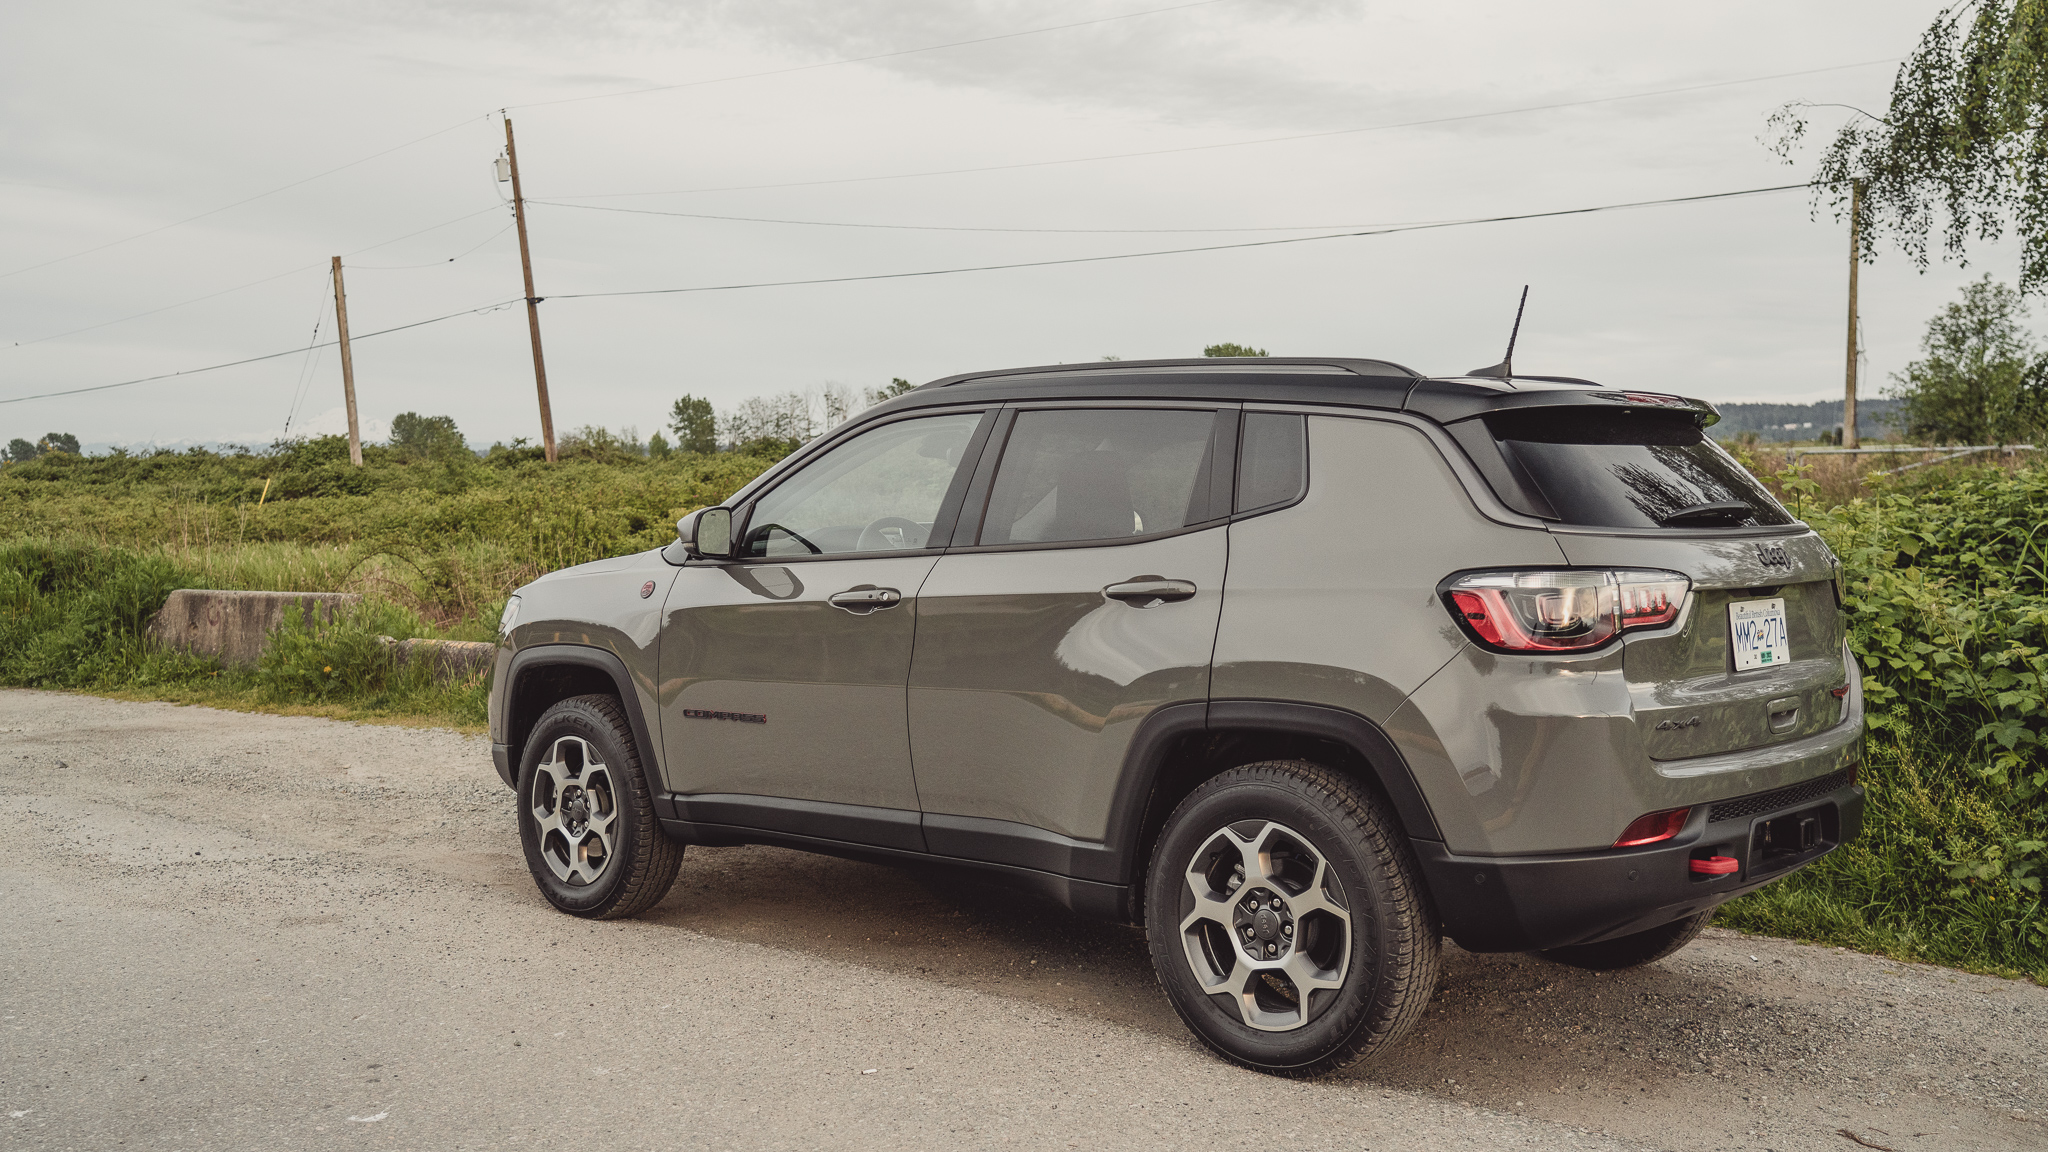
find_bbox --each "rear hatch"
[1447,396,1848,761]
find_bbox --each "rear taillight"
[1444,569,1689,652]
[1614,807,1691,848]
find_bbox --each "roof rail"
[926,357,1422,389]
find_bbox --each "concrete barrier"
[149,590,361,667]
[389,638,496,682]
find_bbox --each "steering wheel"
[751,522,823,555]
[857,516,927,552]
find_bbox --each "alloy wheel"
[529,735,617,886]
[1179,820,1352,1032]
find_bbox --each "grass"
[0,436,781,727]
[4,433,2045,980]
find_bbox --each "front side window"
[979,408,1217,546]
[741,412,984,558]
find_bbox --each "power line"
[0,181,1814,409]
[281,276,332,439]
[0,298,521,407]
[5,205,509,350]
[508,0,1235,110]
[0,4,1228,285]
[0,117,489,282]
[527,198,1466,235]
[547,183,1813,301]
[342,220,516,270]
[557,59,1895,199]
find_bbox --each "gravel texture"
[1,689,2042,1151]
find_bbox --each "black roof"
[874,356,1715,426]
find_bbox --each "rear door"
[908,404,1234,848]
[657,409,990,844]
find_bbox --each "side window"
[1236,412,1307,514]
[979,408,1218,546]
[741,412,984,558]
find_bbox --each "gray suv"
[486,358,1864,1075]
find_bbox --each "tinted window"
[741,412,983,558]
[1486,408,1794,528]
[980,409,1216,546]
[1236,412,1306,513]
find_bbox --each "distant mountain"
[1709,399,1900,442]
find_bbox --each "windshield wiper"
[1656,500,1754,528]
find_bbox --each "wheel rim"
[1178,820,1351,1032]
[529,735,618,886]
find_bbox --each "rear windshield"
[1484,408,1794,529]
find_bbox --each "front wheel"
[516,694,682,919]
[1144,760,1440,1076]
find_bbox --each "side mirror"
[676,507,734,559]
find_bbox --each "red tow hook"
[1689,855,1740,877]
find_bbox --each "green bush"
[254,600,489,724]
[1720,462,2048,978]
[0,541,215,691]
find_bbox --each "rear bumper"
[1417,771,1864,952]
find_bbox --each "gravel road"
[1,689,2042,1151]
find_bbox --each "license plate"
[1729,598,1788,671]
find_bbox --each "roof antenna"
[1467,285,1528,378]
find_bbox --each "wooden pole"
[503,116,557,463]
[331,256,362,467]
[1843,181,1863,450]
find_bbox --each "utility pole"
[331,256,362,467]
[502,115,557,462]
[1843,180,1863,450]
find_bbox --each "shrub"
[1719,462,2048,977]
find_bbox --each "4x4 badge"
[1655,716,1703,731]
[1754,542,1791,569]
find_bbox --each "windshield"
[1483,407,1794,529]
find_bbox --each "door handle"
[1103,577,1197,608]
[828,586,903,614]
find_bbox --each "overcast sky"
[0,0,2014,449]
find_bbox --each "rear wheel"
[516,694,682,919]
[1144,760,1440,1076]
[1539,909,1713,970]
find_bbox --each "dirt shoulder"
[2,690,2041,1151]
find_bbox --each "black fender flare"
[503,644,667,814]
[1102,698,1444,885]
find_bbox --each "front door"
[658,409,989,841]
[909,405,1232,846]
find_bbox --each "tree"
[388,412,467,461]
[821,383,859,428]
[37,432,80,455]
[1768,2,2048,291]
[1204,343,1267,357]
[722,391,815,454]
[667,395,717,454]
[5,438,37,463]
[866,377,916,406]
[647,430,672,459]
[1888,276,2048,444]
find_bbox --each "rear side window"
[1485,408,1793,529]
[980,409,1217,545]
[1236,412,1306,513]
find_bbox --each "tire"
[1144,760,1441,1076]
[516,694,682,920]
[1539,909,1712,971]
